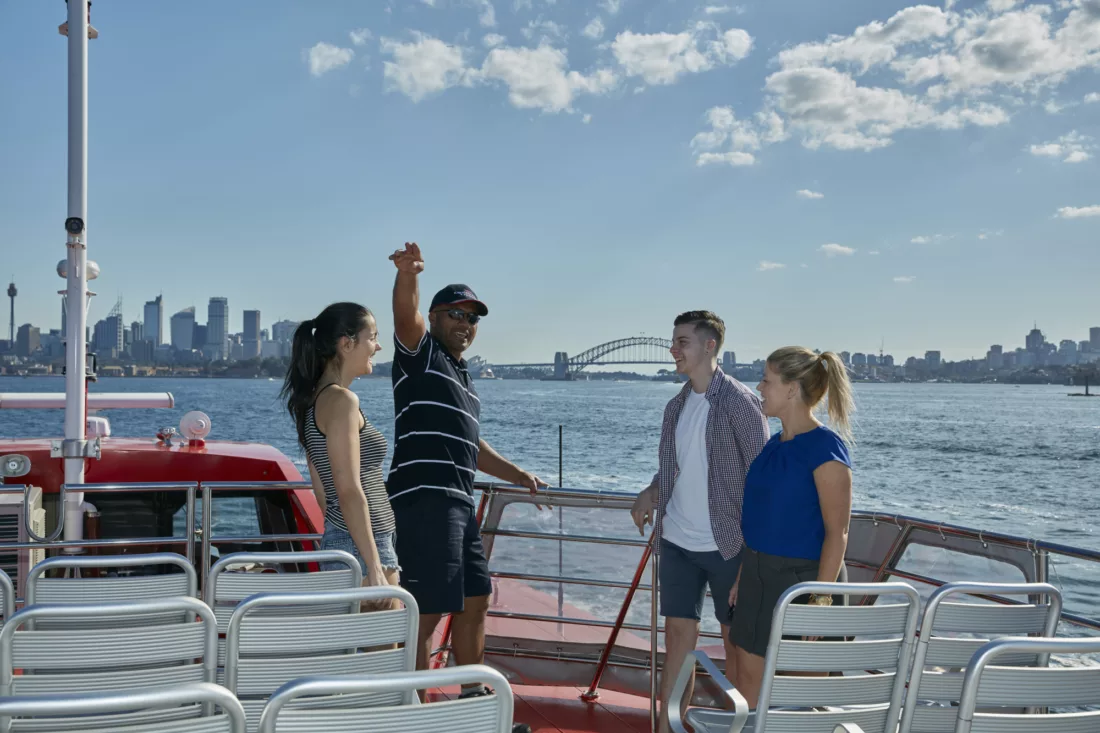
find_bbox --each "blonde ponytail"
[766,347,855,444]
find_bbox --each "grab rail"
[0,483,196,563]
[199,481,322,582]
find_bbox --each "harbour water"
[2,375,1098,634]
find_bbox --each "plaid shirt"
[653,367,769,560]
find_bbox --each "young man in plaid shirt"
[631,310,769,733]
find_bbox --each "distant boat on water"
[1068,375,1097,397]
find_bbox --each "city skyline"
[3,283,1098,368]
[2,1,1098,364]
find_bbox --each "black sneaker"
[457,688,531,733]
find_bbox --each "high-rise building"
[1091,327,1100,352]
[271,320,298,344]
[987,344,1004,370]
[171,307,196,351]
[192,323,208,352]
[925,351,942,370]
[16,324,39,358]
[130,320,144,344]
[1026,326,1045,354]
[92,314,124,357]
[143,295,163,346]
[721,351,736,369]
[866,353,879,367]
[243,310,261,360]
[852,352,866,366]
[206,297,229,361]
[1059,339,1078,365]
[839,351,851,365]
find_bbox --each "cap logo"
[456,289,476,300]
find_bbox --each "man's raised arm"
[389,242,428,351]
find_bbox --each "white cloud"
[1086,92,1100,103]
[800,263,809,268]
[686,1,1098,162]
[483,33,506,47]
[583,17,605,40]
[473,0,497,27]
[611,24,752,86]
[704,5,741,14]
[777,5,954,74]
[1029,130,1095,162]
[349,28,373,47]
[306,42,355,77]
[977,229,1004,239]
[583,113,593,123]
[894,275,916,283]
[690,105,787,166]
[911,235,931,243]
[697,151,756,166]
[478,45,617,113]
[522,18,567,44]
[797,189,824,199]
[820,243,856,256]
[1056,205,1100,218]
[757,261,787,271]
[421,0,439,5]
[380,34,470,101]
[601,0,623,15]
[869,250,881,254]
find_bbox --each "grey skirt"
[729,546,829,658]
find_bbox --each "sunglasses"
[441,308,481,326]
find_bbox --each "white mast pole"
[62,0,90,546]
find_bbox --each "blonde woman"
[728,347,854,707]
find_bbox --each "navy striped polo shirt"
[386,332,480,505]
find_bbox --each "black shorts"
[729,546,840,657]
[392,490,493,615]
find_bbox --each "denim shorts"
[659,538,743,625]
[319,522,401,573]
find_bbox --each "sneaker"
[457,688,531,733]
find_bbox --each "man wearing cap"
[387,242,547,708]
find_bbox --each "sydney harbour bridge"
[482,336,746,379]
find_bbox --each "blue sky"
[2,0,1098,364]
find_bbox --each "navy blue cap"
[429,284,488,316]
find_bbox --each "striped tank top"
[304,385,395,535]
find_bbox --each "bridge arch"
[569,336,673,373]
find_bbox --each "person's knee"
[419,613,444,639]
[461,594,490,617]
[664,617,700,643]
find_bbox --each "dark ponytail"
[280,303,372,449]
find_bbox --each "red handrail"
[581,532,655,701]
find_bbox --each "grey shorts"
[319,522,401,573]
[659,539,742,626]
[729,546,826,657]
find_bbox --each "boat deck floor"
[430,684,652,732]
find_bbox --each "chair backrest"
[0,682,246,733]
[755,581,921,733]
[225,586,418,731]
[0,597,218,717]
[955,637,1100,733]
[27,553,197,627]
[206,550,362,630]
[900,582,1063,733]
[257,664,514,733]
[0,568,12,626]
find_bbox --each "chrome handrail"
[199,481,323,583]
[0,483,197,564]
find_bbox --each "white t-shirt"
[661,389,717,552]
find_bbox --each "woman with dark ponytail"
[280,303,398,605]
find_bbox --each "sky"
[1,0,1098,364]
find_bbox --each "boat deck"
[432,684,651,732]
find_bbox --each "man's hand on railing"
[630,485,657,536]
